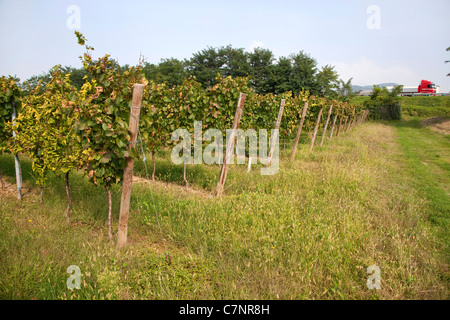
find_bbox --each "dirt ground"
[421,116,450,135]
[132,175,212,199]
[0,175,32,199]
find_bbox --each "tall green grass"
[0,120,448,299]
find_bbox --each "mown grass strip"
[389,119,450,256]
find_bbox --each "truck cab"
[419,80,437,94]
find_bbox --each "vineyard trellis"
[0,32,369,247]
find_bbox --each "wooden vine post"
[267,99,285,167]
[364,110,369,122]
[290,101,309,161]
[309,108,323,152]
[350,110,356,130]
[357,113,363,126]
[215,93,246,197]
[64,172,71,223]
[320,105,333,146]
[117,84,144,249]
[329,114,338,139]
[336,117,343,136]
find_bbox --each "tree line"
[18,45,356,101]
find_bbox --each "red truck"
[394,80,439,96]
[360,80,440,96]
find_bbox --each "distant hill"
[352,83,398,92]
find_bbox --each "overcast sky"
[1,0,449,92]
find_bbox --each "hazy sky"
[1,0,449,92]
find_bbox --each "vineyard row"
[0,32,369,247]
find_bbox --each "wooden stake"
[329,114,338,139]
[183,162,188,188]
[320,105,333,146]
[358,113,364,126]
[343,117,348,132]
[336,117,343,136]
[350,111,357,130]
[151,151,156,181]
[309,108,323,152]
[107,186,113,241]
[347,110,355,131]
[290,101,308,161]
[267,99,285,167]
[0,170,5,190]
[215,93,246,197]
[343,117,349,133]
[65,172,71,223]
[117,84,144,248]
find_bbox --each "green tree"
[186,45,250,88]
[272,56,293,94]
[218,45,250,78]
[21,66,88,93]
[142,58,188,86]
[62,66,89,89]
[337,77,357,102]
[290,51,318,95]
[21,71,52,94]
[365,85,402,120]
[186,46,226,87]
[316,64,339,97]
[248,47,275,94]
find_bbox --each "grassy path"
[390,119,449,258]
[0,120,448,299]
